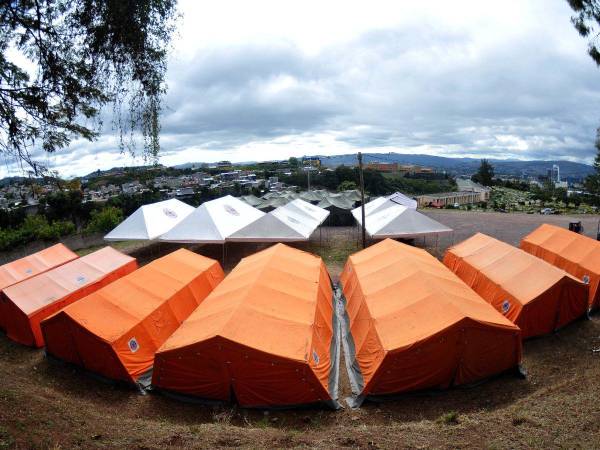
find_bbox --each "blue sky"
[4,0,600,177]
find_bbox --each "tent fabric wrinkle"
[42,249,224,385]
[104,199,195,241]
[339,238,522,404]
[0,247,137,347]
[521,223,600,309]
[444,233,588,338]
[152,243,339,408]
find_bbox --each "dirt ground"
[1,211,600,449]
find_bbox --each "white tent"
[160,195,265,243]
[228,212,309,242]
[279,199,329,225]
[351,196,389,221]
[354,203,452,239]
[240,195,263,207]
[299,190,323,202]
[104,199,195,241]
[388,192,417,209]
[351,192,417,222]
[317,196,354,211]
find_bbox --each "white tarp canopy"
[299,190,323,202]
[279,199,329,225]
[388,192,417,209]
[351,192,417,222]
[353,203,452,239]
[318,196,354,210]
[160,195,265,243]
[351,196,388,221]
[104,199,195,241]
[228,212,308,242]
[240,195,263,207]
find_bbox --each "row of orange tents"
[0,223,597,408]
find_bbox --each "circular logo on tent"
[312,349,320,365]
[502,300,511,314]
[583,274,590,285]
[76,275,86,284]
[24,268,32,275]
[224,204,240,216]
[287,216,300,224]
[163,207,178,219]
[128,337,139,353]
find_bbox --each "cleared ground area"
[1,211,600,449]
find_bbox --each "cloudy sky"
[5,0,600,177]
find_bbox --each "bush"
[0,215,76,250]
[85,206,123,234]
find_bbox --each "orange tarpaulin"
[444,233,588,338]
[152,243,338,408]
[1,247,136,347]
[521,224,600,309]
[339,239,521,403]
[0,243,78,331]
[42,249,224,385]
[0,243,78,292]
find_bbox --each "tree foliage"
[472,159,495,186]
[569,1,600,193]
[0,0,178,174]
[569,0,600,64]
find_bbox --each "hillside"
[316,153,594,179]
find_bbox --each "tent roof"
[341,190,362,202]
[160,195,264,243]
[153,243,335,407]
[158,243,332,362]
[0,243,78,291]
[299,190,324,202]
[281,199,329,225]
[388,192,417,209]
[521,223,600,308]
[42,249,223,382]
[104,199,195,241]
[447,233,578,303]
[444,233,587,338]
[317,196,354,210]
[257,196,288,210]
[354,204,452,238]
[3,247,135,317]
[340,238,521,398]
[228,213,307,242]
[240,195,263,207]
[54,249,222,341]
[343,238,519,351]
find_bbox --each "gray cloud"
[5,4,600,177]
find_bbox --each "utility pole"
[307,165,311,191]
[357,152,366,249]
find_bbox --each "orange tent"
[0,243,78,331]
[42,249,224,386]
[1,247,136,347]
[0,243,78,291]
[339,239,521,405]
[444,233,588,338]
[152,243,338,408]
[521,224,600,309]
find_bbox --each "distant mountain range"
[1,153,594,185]
[315,153,594,179]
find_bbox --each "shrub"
[0,215,76,250]
[85,206,123,234]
